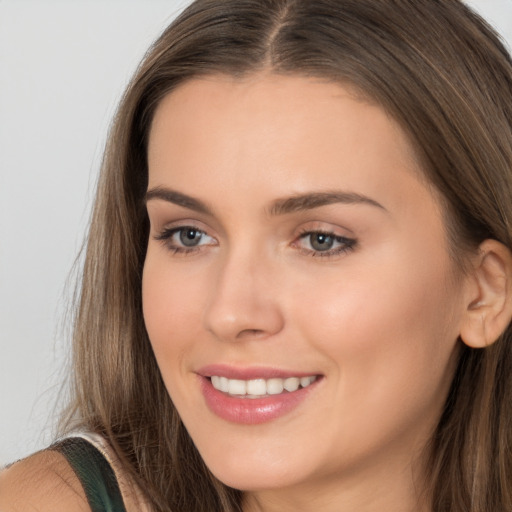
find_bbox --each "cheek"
[292,244,462,433]
[142,251,205,376]
[297,244,460,349]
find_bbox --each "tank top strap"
[51,437,127,512]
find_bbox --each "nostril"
[236,328,266,339]
[245,329,263,335]
[203,286,285,342]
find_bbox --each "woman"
[1,0,512,511]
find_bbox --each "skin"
[142,73,472,512]
[0,451,90,512]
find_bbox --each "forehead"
[149,74,405,155]
[147,73,433,217]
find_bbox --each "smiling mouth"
[209,375,318,398]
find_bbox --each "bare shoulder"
[0,449,90,512]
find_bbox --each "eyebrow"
[146,187,213,215]
[145,186,386,216]
[269,191,386,215]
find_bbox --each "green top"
[51,437,127,512]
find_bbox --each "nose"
[202,248,285,343]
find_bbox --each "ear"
[460,239,512,348]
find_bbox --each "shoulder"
[77,433,153,512]
[0,449,90,512]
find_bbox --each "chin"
[195,438,308,492]
[209,464,301,493]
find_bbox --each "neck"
[242,446,431,512]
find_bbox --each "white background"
[1,0,511,466]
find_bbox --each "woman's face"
[143,74,467,505]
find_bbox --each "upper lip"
[197,364,320,380]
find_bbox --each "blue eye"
[309,232,336,251]
[155,226,216,253]
[298,231,356,257]
[178,228,205,247]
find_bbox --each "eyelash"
[295,229,357,258]
[154,226,215,255]
[154,226,357,258]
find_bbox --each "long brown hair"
[61,1,512,510]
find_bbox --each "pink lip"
[197,365,321,425]
[198,364,317,380]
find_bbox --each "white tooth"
[211,376,221,390]
[228,379,247,395]
[247,379,266,395]
[213,375,315,395]
[267,378,284,395]
[300,376,315,388]
[283,377,300,392]
[219,376,229,392]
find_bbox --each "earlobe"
[459,239,512,348]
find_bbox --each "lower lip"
[199,377,319,424]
